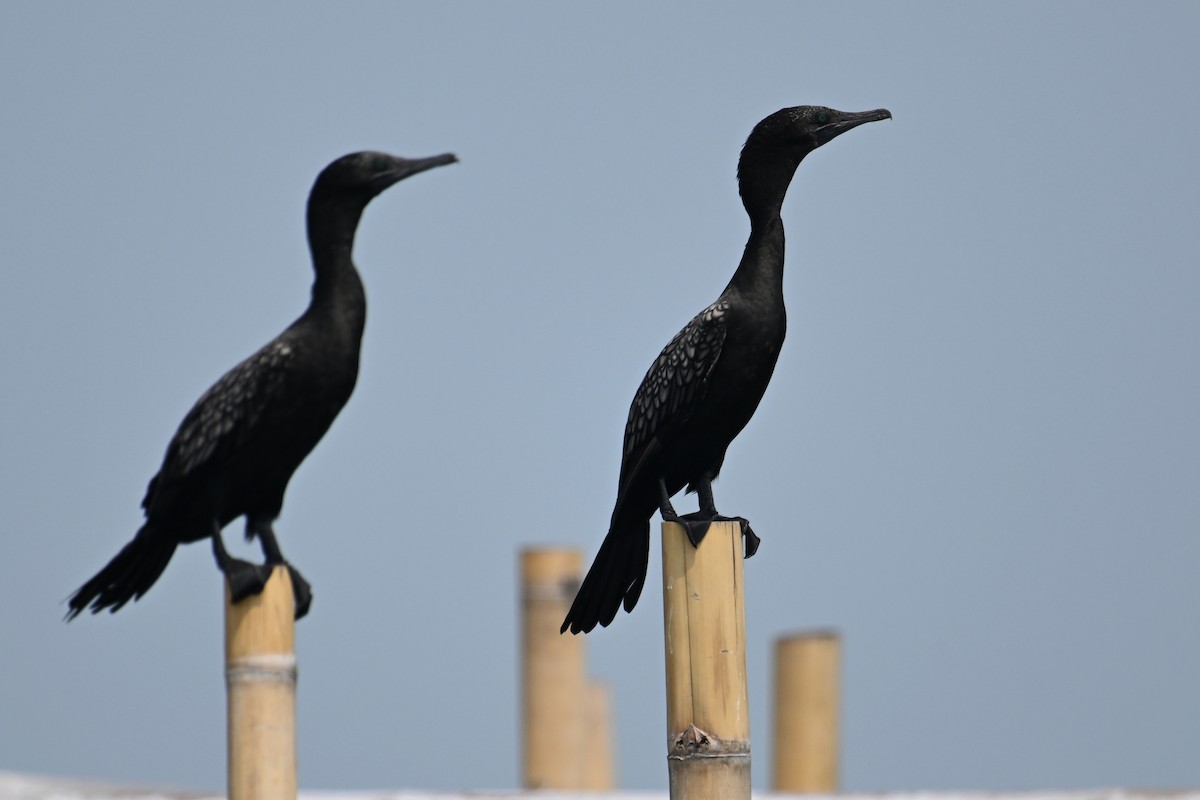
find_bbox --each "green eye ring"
[371,156,390,172]
[815,111,831,125]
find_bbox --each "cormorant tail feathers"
[561,519,650,635]
[66,527,176,620]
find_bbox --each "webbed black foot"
[659,477,760,556]
[224,558,274,603]
[675,513,760,557]
[720,516,760,558]
[669,511,712,548]
[244,516,311,620]
[286,563,312,620]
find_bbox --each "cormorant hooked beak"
[814,108,892,147]
[372,152,458,191]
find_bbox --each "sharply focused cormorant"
[67,150,456,621]
[562,106,890,634]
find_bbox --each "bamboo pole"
[661,520,750,800]
[520,547,586,789]
[580,679,616,790]
[225,566,297,800]
[772,630,841,793]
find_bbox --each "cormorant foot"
[664,510,760,556]
[677,513,715,549]
[224,558,274,603]
[730,517,761,559]
[696,514,761,558]
[286,563,312,620]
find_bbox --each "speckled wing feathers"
[623,299,729,462]
[142,340,294,508]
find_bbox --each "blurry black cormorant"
[68,150,456,621]
[562,106,889,634]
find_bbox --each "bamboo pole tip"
[224,566,295,661]
[662,519,743,536]
[521,547,582,583]
[777,629,842,646]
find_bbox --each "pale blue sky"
[1,1,1197,793]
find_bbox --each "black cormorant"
[562,106,889,634]
[67,150,456,621]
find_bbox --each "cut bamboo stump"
[225,566,297,800]
[661,520,750,800]
[521,548,587,789]
[773,630,841,793]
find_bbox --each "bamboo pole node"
[669,723,752,761]
[674,723,711,753]
[226,653,297,684]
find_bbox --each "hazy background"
[2,1,1197,793]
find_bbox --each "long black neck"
[725,150,803,298]
[304,193,368,333]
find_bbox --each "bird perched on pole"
[562,106,890,635]
[68,149,457,621]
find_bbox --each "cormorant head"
[312,150,458,203]
[744,105,891,159]
[305,150,456,252]
[737,105,889,218]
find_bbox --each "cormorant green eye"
[371,156,390,172]
[816,111,830,125]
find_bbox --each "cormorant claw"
[704,514,761,558]
[735,518,761,558]
[286,563,312,620]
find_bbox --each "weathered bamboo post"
[225,566,297,800]
[772,630,841,793]
[662,519,751,800]
[520,547,586,789]
[581,679,616,790]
